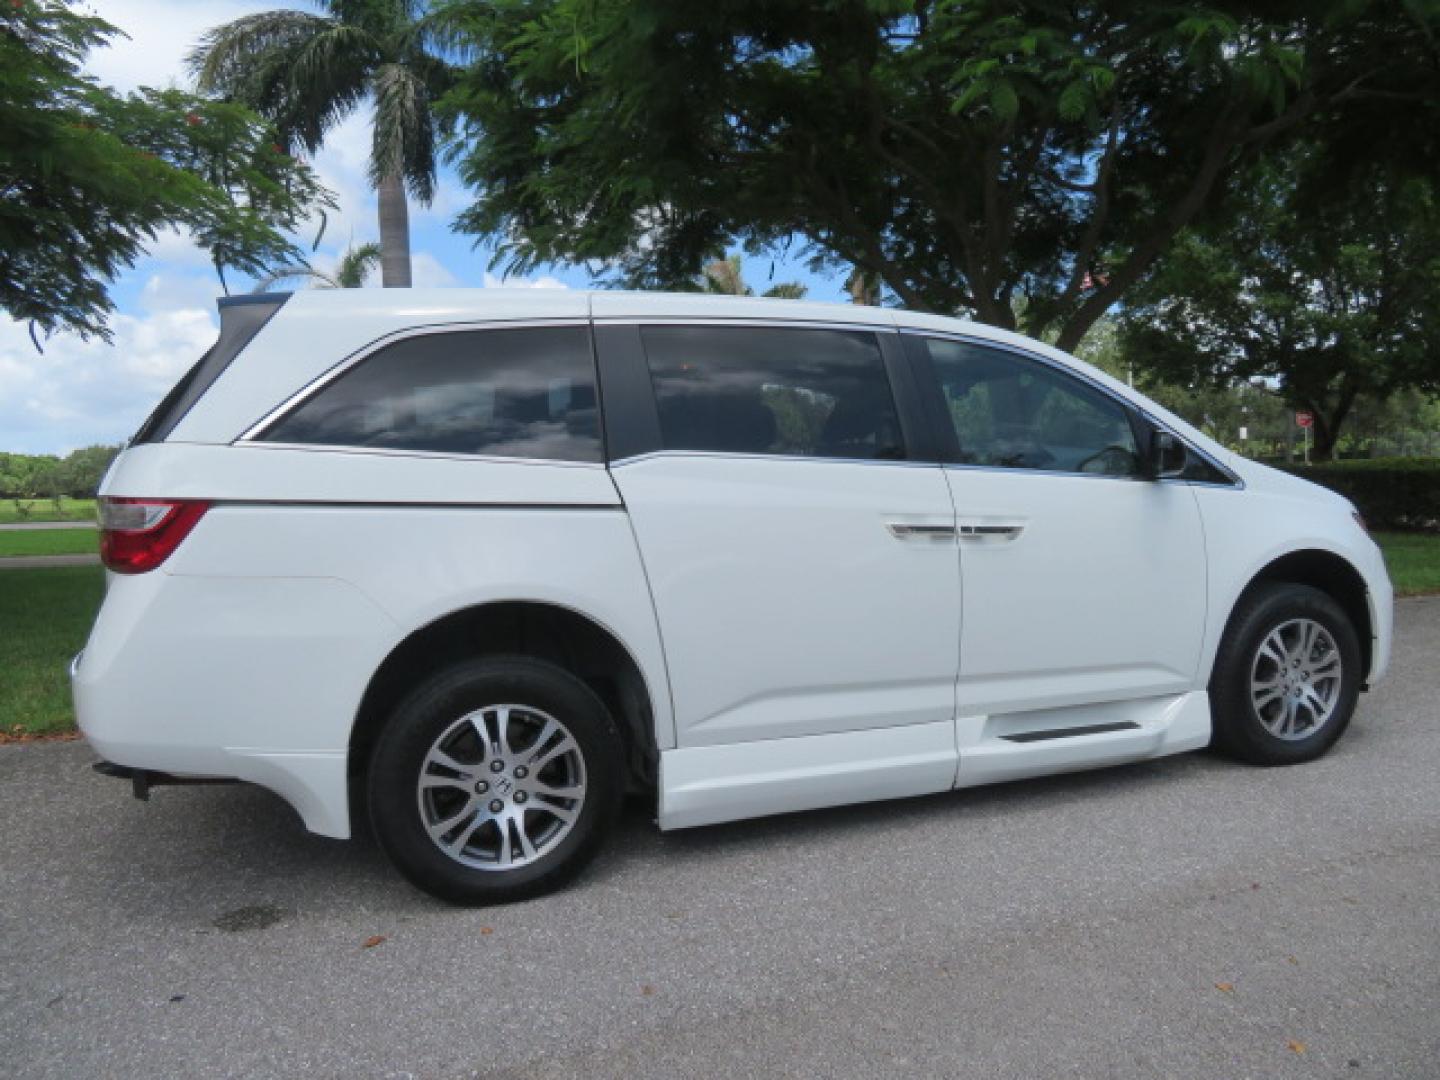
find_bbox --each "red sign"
[1295,410,1315,429]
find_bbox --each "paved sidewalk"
[0,554,100,569]
[0,521,95,531]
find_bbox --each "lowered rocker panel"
[656,691,1213,831]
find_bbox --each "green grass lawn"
[1375,531,1440,597]
[0,527,98,558]
[0,533,1435,739]
[0,567,103,738]
[0,497,96,524]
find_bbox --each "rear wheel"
[368,656,624,904]
[1209,583,1361,765]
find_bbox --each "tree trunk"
[1309,382,1360,462]
[377,172,412,288]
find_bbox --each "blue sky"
[1,0,847,455]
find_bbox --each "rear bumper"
[68,570,398,840]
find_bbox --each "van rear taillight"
[98,498,210,574]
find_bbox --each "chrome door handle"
[958,523,1024,541]
[886,522,957,541]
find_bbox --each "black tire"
[367,656,624,904]
[1209,582,1362,766]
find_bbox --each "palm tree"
[700,255,806,299]
[189,1,449,288]
[844,268,881,306]
[252,241,383,291]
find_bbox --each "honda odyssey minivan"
[74,289,1393,903]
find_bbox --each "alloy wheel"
[416,704,587,870]
[1248,618,1343,741]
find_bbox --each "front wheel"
[1209,583,1362,765]
[368,657,624,904]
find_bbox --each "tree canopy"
[0,445,119,500]
[0,0,334,342]
[437,0,1440,349]
[1118,151,1440,460]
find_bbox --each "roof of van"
[243,286,1044,351]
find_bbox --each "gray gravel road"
[3,600,1437,1080]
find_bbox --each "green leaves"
[1057,80,1089,122]
[436,0,1440,349]
[0,2,334,341]
[1118,149,1440,456]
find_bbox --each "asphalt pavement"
[2,600,1437,1079]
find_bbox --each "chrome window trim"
[609,449,940,470]
[235,441,609,469]
[901,327,1244,489]
[593,316,895,335]
[941,462,1149,484]
[235,318,596,447]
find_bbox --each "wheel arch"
[349,600,660,804]
[1223,548,1374,685]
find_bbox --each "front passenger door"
[907,334,1209,740]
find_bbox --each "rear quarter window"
[258,325,602,462]
[132,293,289,445]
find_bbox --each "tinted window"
[261,326,601,461]
[923,338,1140,476]
[134,293,288,444]
[1179,449,1233,484]
[640,326,904,459]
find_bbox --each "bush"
[1276,457,1440,532]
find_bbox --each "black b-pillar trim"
[877,331,943,464]
[593,324,664,462]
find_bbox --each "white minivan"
[74,289,1393,903]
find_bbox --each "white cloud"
[0,290,217,455]
[483,272,569,290]
[303,111,376,254]
[413,181,471,225]
[140,269,228,315]
[142,226,215,270]
[83,0,267,93]
[412,253,461,289]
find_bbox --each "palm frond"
[281,25,380,152]
[405,4,479,67]
[189,12,375,155]
[333,241,383,287]
[188,12,330,96]
[762,282,808,300]
[371,61,437,204]
[251,261,340,291]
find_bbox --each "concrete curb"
[0,521,96,531]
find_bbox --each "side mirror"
[1140,429,1186,480]
[1149,429,1188,480]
